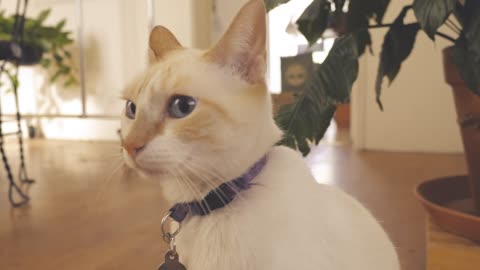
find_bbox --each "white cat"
[120,0,400,269]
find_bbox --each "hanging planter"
[0,9,77,88]
[0,40,43,65]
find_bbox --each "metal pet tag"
[158,251,186,270]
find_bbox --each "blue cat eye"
[168,95,196,119]
[125,100,136,119]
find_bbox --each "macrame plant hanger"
[0,0,34,208]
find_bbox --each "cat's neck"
[160,148,271,206]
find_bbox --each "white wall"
[154,0,195,47]
[351,0,463,153]
[213,0,248,42]
[155,0,213,49]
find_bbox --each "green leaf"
[40,58,51,68]
[63,77,78,88]
[62,66,71,74]
[375,8,420,110]
[348,0,391,28]
[5,69,19,89]
[345,0,389,55]
[353,29,372,56]
[297,0,331,45]
[371,0,391,24]
[0,32,11,40]
[64,50,72,59]
[413,0,456,40]
[333,0,346,10]
[55,19,66,31]
[313,35,359,103]
[264,0,292,11]
[275,35,359,155]
[50,70,63,83]
[451,36,480,95]
[54,53,63,63]
[276,99,336,156]
[36,9,51,24]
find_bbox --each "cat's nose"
[123,143,145,159]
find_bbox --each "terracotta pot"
[416,47,480,241]
[334,103,350,129]
[416,175,480,241]
[443,47,480,214]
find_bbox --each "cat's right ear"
[205,0,267,84]
[149,26,182,60]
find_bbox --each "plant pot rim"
[416,176,480,241]
[415,176,480,223]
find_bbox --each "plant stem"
[368,23,395,29]
[447,18,462,32]
[446,19,461,34]
[436,31,456,43]
[367,24,456,43]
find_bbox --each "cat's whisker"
[186,159,248,205]
[176,167,213,216]
[169,167,190,208]
[182,157,251,217]
[170,166,207,218]
[180,160,233,206]
[163,150,214,215]
[93,160,126,208]
[180,161,231,213]
[96,151,124,162]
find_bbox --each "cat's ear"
[149,26,183,60]
[206,0,267,84]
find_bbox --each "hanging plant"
[0,9,77,91]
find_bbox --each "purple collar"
[169,156,268,222]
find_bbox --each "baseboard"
[39,118,120,142]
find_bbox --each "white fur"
[174,146,400,270]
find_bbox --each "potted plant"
[0,9,77,91]
[266,0,480,241]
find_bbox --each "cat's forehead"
[123,50,207,101]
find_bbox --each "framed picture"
[280,53,314,93]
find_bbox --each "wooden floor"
[427,218,480,270]
[0,139,467,270]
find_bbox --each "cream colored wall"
[154,0,213,49]
[213,0,248,42]
[154,0,194,46]
[192,0,213,49]
[351,0,463,153]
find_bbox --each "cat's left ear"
[149,26,183,60]
[205,0,266,84]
